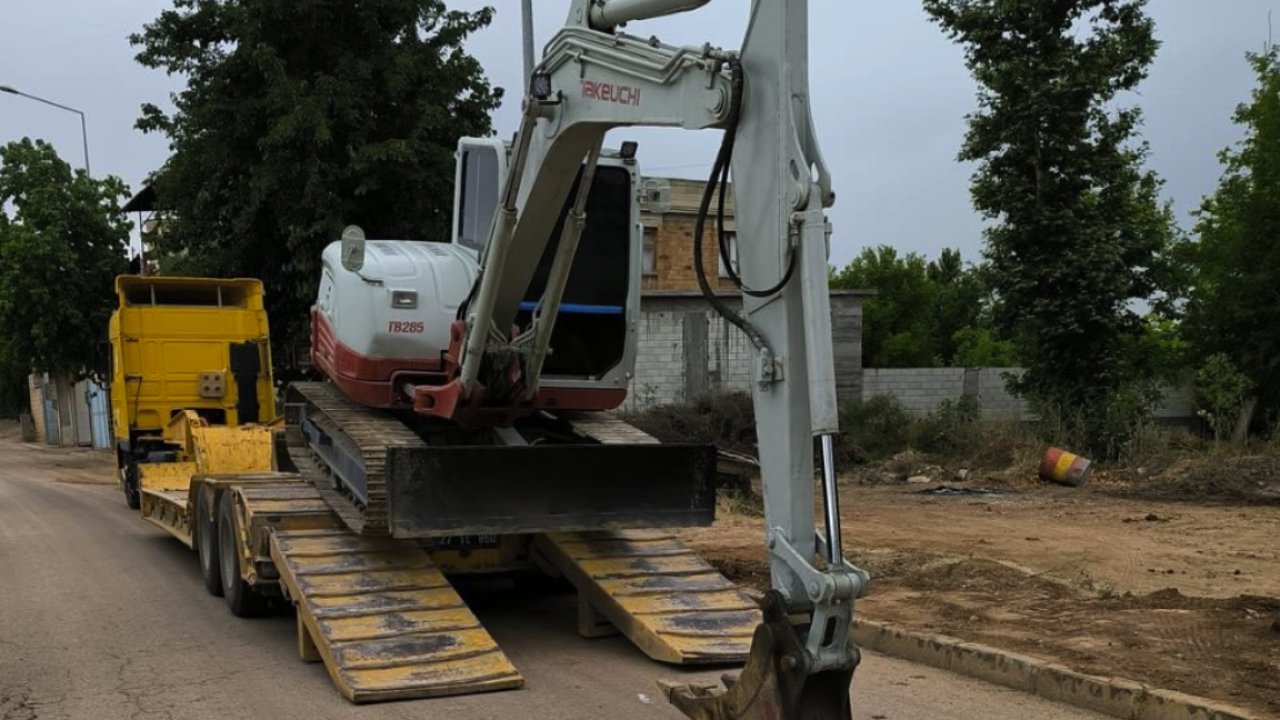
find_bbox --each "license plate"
[424,534,501,550]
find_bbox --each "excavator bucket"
[661,591,858,720]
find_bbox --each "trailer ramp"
[270,529,523,703]
[537,530,760,664]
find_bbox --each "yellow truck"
[108,276,276,509]
[106,274,756,702]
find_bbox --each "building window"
[718,231,738,278]
[642,227,657,276]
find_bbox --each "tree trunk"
[1232,395,1258,444]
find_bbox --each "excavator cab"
[302,137,721,539]
[454,137,640,400]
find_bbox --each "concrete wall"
[862,367,1029,420]
[976,368,1027,420]
[862,367,1194,424]
[625,291,865,410]
[862,368,968,414]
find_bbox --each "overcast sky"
[2,1,1276,267]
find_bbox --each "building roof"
[121,184,156,213]
[640,176,735,217]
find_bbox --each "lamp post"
[0,84,91,175]
[522,0,535,86]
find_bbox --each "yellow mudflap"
[537,530,760,664]
[270,529,524,703]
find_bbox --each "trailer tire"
[217,491,266,617]
[122,462,141,510]
[197,489,223,597]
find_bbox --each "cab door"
[453,138,508,254]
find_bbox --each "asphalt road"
[0,439,1106,720]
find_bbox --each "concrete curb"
[851,619,1260,720]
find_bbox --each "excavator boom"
[445,1,870,717]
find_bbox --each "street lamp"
[0,84,91,175]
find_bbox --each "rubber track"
[288,382,426,536]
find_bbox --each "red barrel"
[1039,447,1092,487]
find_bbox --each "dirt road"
[0,439,1106,720]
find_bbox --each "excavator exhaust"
[662,591,859,720]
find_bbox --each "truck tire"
[217,491,266,617]
[122,462,141,510]
[197,489,223,597]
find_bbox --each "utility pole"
[522,0,535,89]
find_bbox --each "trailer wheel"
[122,462,141,510]
[217,491,266,617]
[196,489,223,597]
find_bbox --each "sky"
[1,1,1277,268]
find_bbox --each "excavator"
[113,1,867,718]
[303,0,868,715]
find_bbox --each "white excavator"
[296,1,868,717]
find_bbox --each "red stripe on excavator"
[312,307,444,380]
[310,307,628,417]
[311,308,446,407]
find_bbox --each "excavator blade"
[385,443,717,536]
[661,591,858,720]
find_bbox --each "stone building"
[627,177,868,410]
[639,178,740,293]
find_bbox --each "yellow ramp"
[270,530,523,703]
[537,530,760,664]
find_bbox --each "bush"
[627,391,1040,476]
[913,395,981,455]
[838,395,913,462]
[624,391,757,454]
[1194,353,1252,442]
[1031,383,1160,461]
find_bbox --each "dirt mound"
[1118,454,1280,505]
[710,554,770,595]
[892,557,1073,597]
[1111,586,1280,614]
[860,554,1280,717]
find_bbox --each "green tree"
[1132,313,1189,387]
[1183,49,1280,440]
[831,246,941,366]
[924,0,1175,457]
[0,138,131,403]
[928,248,992,364]
[1193,353,1252,443]
[951,326,1017,367]
[830,245,1007,367]
[131,0,503,368]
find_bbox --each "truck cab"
[108,276,276,508]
